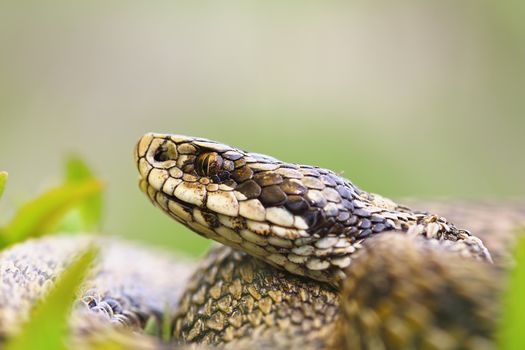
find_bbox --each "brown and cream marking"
[135,133,491,284]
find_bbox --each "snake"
[0,132,524,349]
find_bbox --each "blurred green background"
[1,1,524,257]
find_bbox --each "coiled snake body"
[1,133,524,349]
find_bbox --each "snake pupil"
[196,152,223,177]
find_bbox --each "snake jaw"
[135,132,490,285]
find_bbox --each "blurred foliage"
[4,246,98,350]
[0,179,103,248]
[143,304,172,342]
[0,155,103,249]
[143,316,160,338]
[0,157,103,349]
[0,172,7,200]
[54,156,104,233]
[142,304,173,343]
[498,233,525,350]
[162,303,172,343]
[87,338,132,350]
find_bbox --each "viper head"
[135,132,396,284]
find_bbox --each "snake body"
[0,133,523,349]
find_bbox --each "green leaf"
[4,246,98,350]
[143,304,172,342]
[65,156,103,228]
[162,303,172,343]
[0,179,104,247]
[88,339,129,350]
[0,171,7,200]
[54,156,103,232]
[498,232,525,350]
[143,316,160,337]
[52,209,87,233]
[66,156,95,182]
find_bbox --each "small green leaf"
[0,171,7,200]
[55,156,103,232]
[0,179,104,247]
[143,316,160,337]
[88,339,129,350]
[498,232,525,350]
[162,303,172,343]
[66,156,94,182]
[52,210,86,233]
[84,329,150,350]
[4,246,98,350]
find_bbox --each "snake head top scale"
[135,133,487,285]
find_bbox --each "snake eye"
[195,152,223,177]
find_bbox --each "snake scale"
[0,132,524,349]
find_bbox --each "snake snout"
[135,133,180,176]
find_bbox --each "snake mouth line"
[140,180,198,221]
[140,179,252,246]
[140,178,356,284]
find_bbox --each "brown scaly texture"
[0,224,510,349]
[217,197,525,350]
[407,200,525,266]
[173,245,339,349]
[133,133,520,349]
[0,200,523,349]
[333,233,500,350]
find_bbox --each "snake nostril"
[154,148,169,162]
[153,142,177,163]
